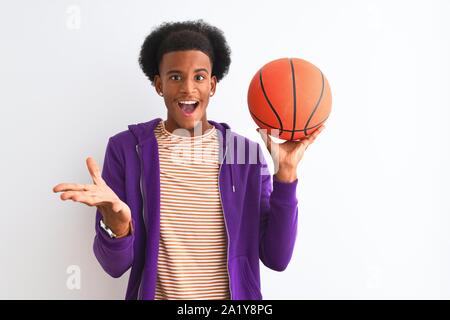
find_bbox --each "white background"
[0,0,449,299]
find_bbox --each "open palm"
[53,157,131,231]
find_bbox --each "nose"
[180,78,197,94]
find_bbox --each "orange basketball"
[247,57,332,141]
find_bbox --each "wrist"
[114,221,132,238]
[275,165,297,183]
[102,217,132,238]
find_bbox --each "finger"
[311,125,325,138]
[60,191,98,207]
[86,157,103,185]
[53,183,92,193]
[59,190,81,201]
[296,138,310,152]
[257,128,272,153]
[296,130,317,151]
[304,125,325,145]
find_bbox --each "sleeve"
[258,145,299,272]
[92,136,135,278]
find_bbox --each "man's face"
[154,50,217,133]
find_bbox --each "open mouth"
[178,100,199,116]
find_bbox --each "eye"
[195,74,206,81]
[170,75,181,81]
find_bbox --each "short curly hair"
[138,19,231,84]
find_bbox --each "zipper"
[218,143,233,300]
[136,144,148,300]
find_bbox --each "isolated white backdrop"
[0,0,449,299]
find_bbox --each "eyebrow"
[166,68,209,75]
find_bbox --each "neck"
[164,118,212,137]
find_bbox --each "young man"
[53,19,324,300]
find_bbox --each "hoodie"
[93,117,299,300]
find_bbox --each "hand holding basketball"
[257,124,325,182]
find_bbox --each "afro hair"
[138,19,231,84]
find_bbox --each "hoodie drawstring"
[231,165,235,193]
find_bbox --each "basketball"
[247,57,332,141]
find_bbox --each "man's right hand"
[52,157,132,237]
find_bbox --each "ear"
[153,74,163,95]
[210,75,217,95]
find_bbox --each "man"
[53,19,324,300]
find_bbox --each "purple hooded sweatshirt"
[93,117,299,300]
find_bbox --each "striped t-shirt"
[153,120,230,300]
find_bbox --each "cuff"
[271,175,298,202]
[96,218,135,251]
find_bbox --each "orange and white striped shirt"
[154,120,230,300]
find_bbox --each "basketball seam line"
[249,110,329,133]
[259,69,284,135]
[304,70,325,135]
[289,58,297,141]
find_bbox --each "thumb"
[257,128,272,153]
[86,157,103,185]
